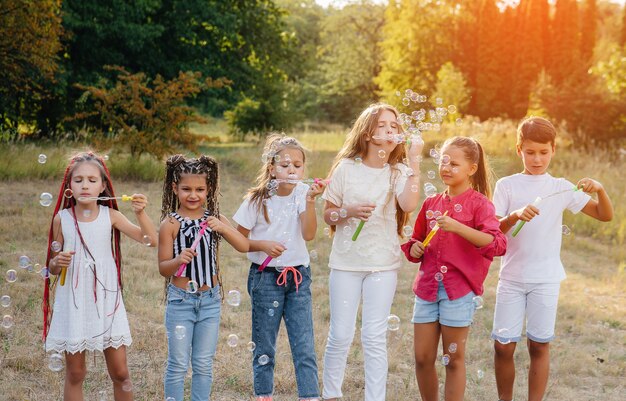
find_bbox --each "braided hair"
[42,151,121,341]
[160,154,222,297]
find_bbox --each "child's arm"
[235,225,286,258]
[300,181,326,241]
[47,214,75,275]
[157,218,196,277]
[401,204,428,263]
[110,194,158,246]
[206,215,249,252]
[323,200,375,226]
[577,178,613,222]
[397,136,424,212]
[498,203,540,234]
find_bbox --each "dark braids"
[160,154,223,298]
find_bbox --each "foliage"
[224,98,267,140]
[431,62,471,118]
[71,66,226,159]
[0,0,63,136]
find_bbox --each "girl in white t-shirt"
[233,134,326,401]
[321,103,423,401]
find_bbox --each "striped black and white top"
[171,210,219,288]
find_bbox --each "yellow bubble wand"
[422,211,448,247]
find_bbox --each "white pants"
[322,269,398,401]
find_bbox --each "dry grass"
[0,126,624,400]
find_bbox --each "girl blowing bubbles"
[321,103,423,401]
[401,137,507,401]
[158,155,248,401]
[233,134,325,401]
[43,151,158,401]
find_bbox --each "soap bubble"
[40,192,53,207]
[83,209,92,217]
[174,325,186,340]
[6,270,17,283]
[402,225,413,237]
[259,354,270,365]
[50,241,62,252]
[561,225,571,235]
[441,354,450,366]
[310,250,318,261]
[186,280,198,294]
[426,210,434,219]
[454,204,462,213]
[448,342,457,353]
[227,290,241,307]
[455,118,463,126]
[440,154,451,165]
[121,380,133,392]
[272,300,279,308]
[1,295,10,308]
[63,188,73,198]
[429,148,438,158]
[18,255,31,268]
[48,353,64,372]
[477,369,484,380]
[378,149,386,159]
[103,155,109,161]
[142,235,151,246]
[447,105,457,114]
[429,220,437,229]
[434,272,444,281]
[433,210,442,218]
[387,314,400,331]
[496,328,511,344]
[473,296,484,310]
[342,225,352,236]
[1,315,13,329]
[339,208,348,218]
[410,184,419,193]
[227,334,239,348]
[330,211,339,222]
[402,98,410,106]
[427,171,436,179]
[440,265,448,274]
[40,267,49,279]
[354,157,362,165]
[247,341,256,352]
[323,227,330,236]
[268,309,275,317]
[38,154,47,164]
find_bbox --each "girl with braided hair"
[158,154,248,401]
[233,133,326,401]
[43,151,158,400]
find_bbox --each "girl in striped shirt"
[158,154,248,401]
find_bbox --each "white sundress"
[45,205,132,354]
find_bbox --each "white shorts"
[491,279,560,343]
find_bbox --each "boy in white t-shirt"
[491,117,614,401]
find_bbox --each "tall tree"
[580,0,598,65]
[549,0,580,84]
[0,0,63,134]
[473,0,503,119]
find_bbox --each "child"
[158,154,248,401]
[233,134,326,401]
[401,136,507,401]
[491,117,613,401]
[322,103,423,401]
[43,151,158,400]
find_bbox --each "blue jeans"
[247,264,319,399]
[164,283,221,401]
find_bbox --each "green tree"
[549,0,580,84]
[0,0,63,137]
[432,62,471,118]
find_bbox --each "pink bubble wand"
[175,220,209,277]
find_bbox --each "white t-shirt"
[493,173,590,283]
[322,159,409,272]
[233,183,310,267]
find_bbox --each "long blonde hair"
[246,133,307,223]
[327,103,410,236]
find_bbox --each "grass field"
[0,120,624,400]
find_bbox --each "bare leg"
[414,322,441,401]
[64,352,86,401]
[528,339,550,401]
[440,325,470,401]
[494,341,517,401]
[104,346,133,401]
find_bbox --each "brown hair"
[326,103,409,236]
[246,133,307,223]
[517,116,556,147]
[441,136,493,199]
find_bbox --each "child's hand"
[407,134,424,161]
[513,204,540,222]
[205,216,225,233]
[577,178,603,194]
[54,251,75,269]
[306,180,326,201]
[130,194,148,213]
[177,248,197,265]
[347,203,376,221]
[435,215,463,233]
[260,241,286,258]
[410,241,425,259]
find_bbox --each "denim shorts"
[411,281,476,327]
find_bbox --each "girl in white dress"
[43,151,158,401]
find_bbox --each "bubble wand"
[175,220,210,277]
[78,195,134,201]
[422,211,448,247]
[511,187,580,237]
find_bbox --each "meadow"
[0,119,624,400]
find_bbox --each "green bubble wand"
[511,186,580,237]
